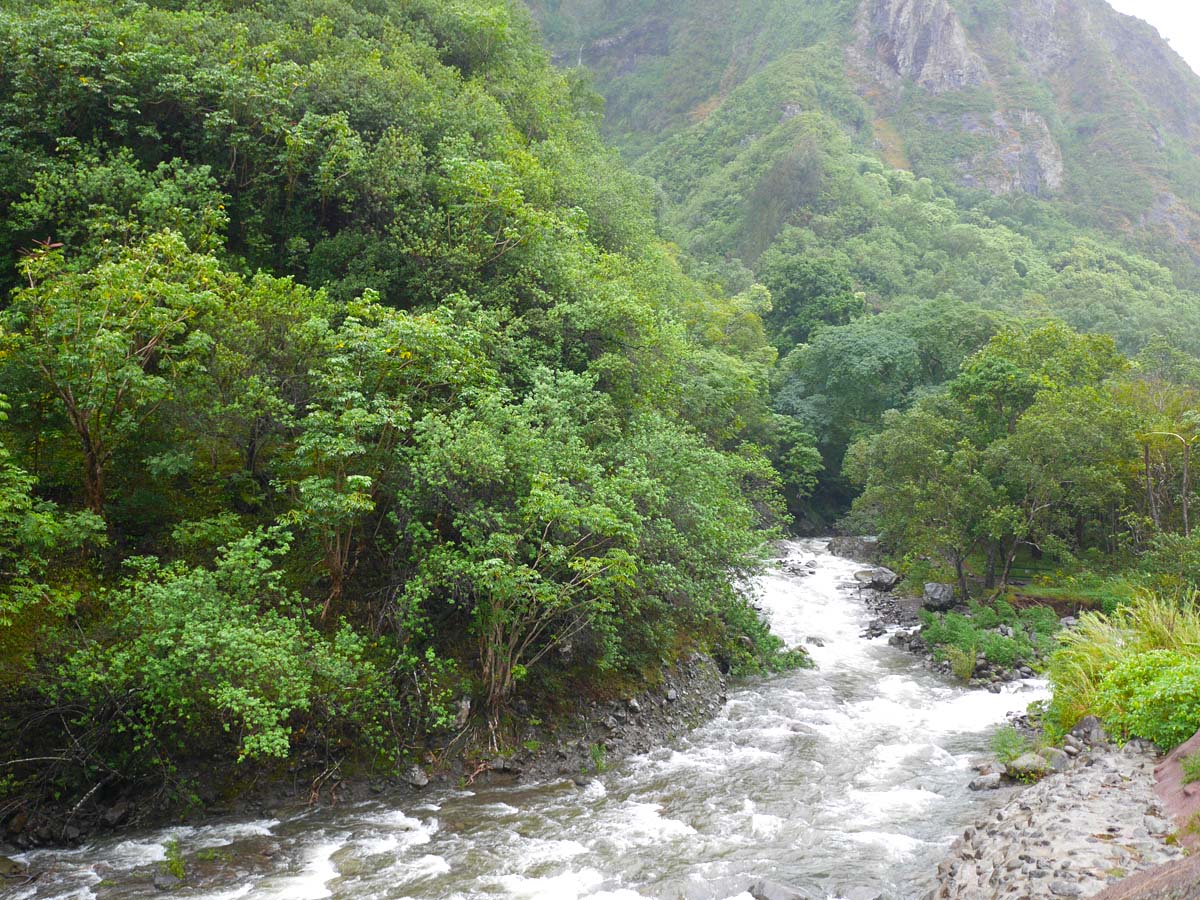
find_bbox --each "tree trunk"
[954,555,969,602]
[1185,443,1192,538]
[83,447,104,517]
[984,543,998,590]
[998,537,1020,593]
[1145,444,1161,529]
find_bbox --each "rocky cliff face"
[528,0,1200,258]
[850,0,1065,197]
[853,0,987,93]
[961,109,1064,196]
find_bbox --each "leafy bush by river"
[1046,591,1200,748]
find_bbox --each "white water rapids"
[10,539,1049,900]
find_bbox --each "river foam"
[14,539,1050,900]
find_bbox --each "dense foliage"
[1047,592,1200,748]
[0,0,807,809]
[534,0,1200,522]
[8,0,1200,817]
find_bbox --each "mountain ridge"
[528,0,1200,272]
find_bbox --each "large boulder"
[853,567,900,591]
[402,765,430,788]
[969,772,1002,791]
[1070,715,1108,745]
[1041,746,1071,772]
[1007,752,1051,780]
[153,869,183,891]
[0,856,24,877]
[827,536,882,563]
[922,582,957,612]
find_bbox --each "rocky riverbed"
[838,558,1060,692]
[931,732,1185,900]
[510,653,729,784]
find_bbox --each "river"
[10,539,1048,900]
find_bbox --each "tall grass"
[1045,590,1200,740]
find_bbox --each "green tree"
[400,376,639,731]
[278,296,492,609]
[3,233,222,517]
[847,402,994,599]
[758,249,863,349]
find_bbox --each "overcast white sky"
[1107,1,1200,76]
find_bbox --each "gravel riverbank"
[930,738,1185,900]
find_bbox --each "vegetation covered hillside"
[531,0,1200,511]
[0,0,814,821]
[531,0,1200,759]
[530,0,1200,274]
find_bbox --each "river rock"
[1041,746,1070,772]
[1007,752,1050,779]
[0,855,24,876]
[969,772,1002,791]
[841,888,883,900]
[862,620,888,639]
[1144,815,1171,836]
[853,567,900,591]
[922,583,957,612]
[5,811,27,837]
[1071,715,1108,745]
[934,743,1184,900]
[402,765,429,788]
[749,878,813,900]
[1049,881,1083,897]
[102,800,131,827]
[152,869,183,891]
[827,536,882,563]
[454,697,471,729]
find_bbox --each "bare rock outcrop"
[956,109,1065,197]
[854,0,988,93]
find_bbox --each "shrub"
[1046,590,1200,737]
[1095,650,1200,748]
[946,645,977,681]
[922,600,1051,671]
[992,725,1031,765]
[1182,751,1200,785]
[162,838,185,881]
[980,632,1022,668]
[58,530,401,768]
[920,610,979,652]
[1019,605,1061,639]
[589,743,607,773]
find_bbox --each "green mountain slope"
[529,0,1200,279]
[529,0,1200,518]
